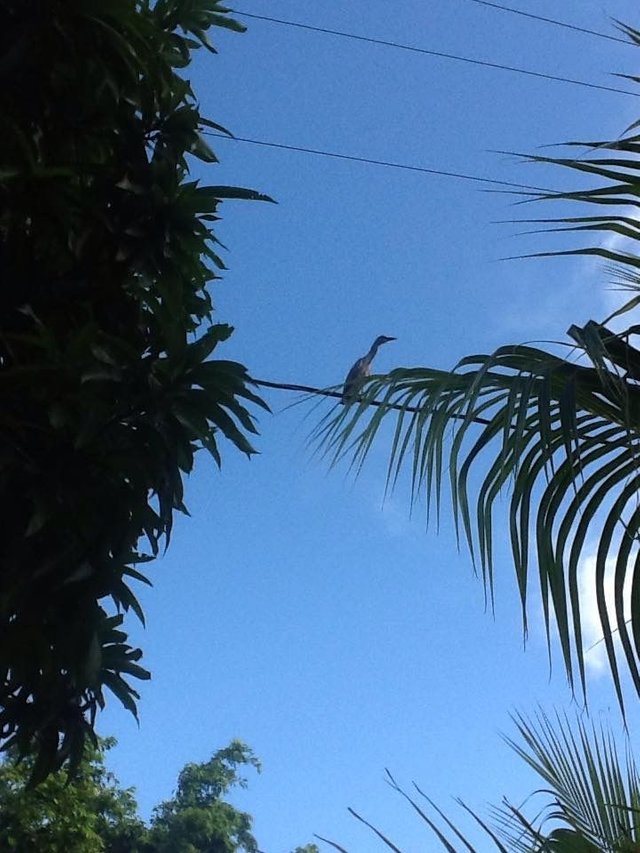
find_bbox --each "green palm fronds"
[498,711,640,851]
[313,326,640,706]
[312,22,640,706]
[330,713,640,852]
[476,710,640,851]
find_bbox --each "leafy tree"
[324,712,640,852]
[0,0,270,778]
[0,737,317,853]
[147,740,261,853]
[0,737,144,852]
[312,21,640,711]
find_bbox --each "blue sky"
[100,1,640,849]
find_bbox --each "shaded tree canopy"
[148,740,261,853]
[0,737,318,852]
[0,0,271,780]
[0,737,144,852]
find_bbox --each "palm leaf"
[505,120,640,320]
[312,21,640,707]
[496,710,640,851]
[334,713,640,851]
[312,327,640,707]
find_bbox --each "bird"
[342,335,396,404]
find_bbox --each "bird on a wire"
[342,335,396,404]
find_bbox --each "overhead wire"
[235,10,639,98]
[207,7,624,425]
[465,0,630,46]
[204,9,640,194]
[202,131,554,193]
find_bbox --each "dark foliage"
[0,0,270,780]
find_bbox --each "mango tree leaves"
[0,0,270,780]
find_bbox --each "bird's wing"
[342,357,368,402]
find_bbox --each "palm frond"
[333,713,639,851]
[311,19,640,706]
[507,124,640,320]
[496,710,640,851]
[311,327,640,706]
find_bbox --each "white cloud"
[581,205,639,326]
[578,551,634,677]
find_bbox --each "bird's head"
[373,335,396,348]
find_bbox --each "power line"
[466,0,630,46]
[204,131,552,192]
[236,10,638,98]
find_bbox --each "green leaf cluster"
[149,740,261,853]
[0,736,314,852]
[0,737,144,852]
[0,0,270,779]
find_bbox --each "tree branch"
[251,378,492,425]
